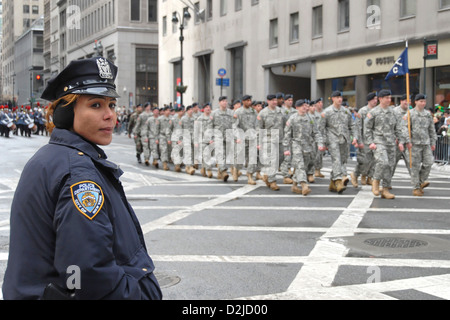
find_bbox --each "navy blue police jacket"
[2,128,162,300]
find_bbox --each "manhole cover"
[154,272,181,289]
[364,237,428,249]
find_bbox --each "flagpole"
[405,41,413,169]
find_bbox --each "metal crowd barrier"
[434,135,449,165]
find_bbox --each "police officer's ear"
[53,100,75,130]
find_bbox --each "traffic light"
[36,74,41,81]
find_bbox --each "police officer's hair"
[45,94,80,134]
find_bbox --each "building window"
[290,12,299,43]
[231,46,244,101]
[251,0,259,5]
[338,0,350,32]
[400,0,416,18]
[312,5,323,38]
[148,0,157,22]
[194,2,201,24]
[32,5,39,14]
[130,0,140,21]
[269,18,278,48]
[435,66,450,110]
[440,0,450,9]
[23,5,30,14]
[162,16,167,36]
[220,0,227,16]
[207,0,213,20]
[136,48,158,105]
[235,0,242,11]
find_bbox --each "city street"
[1,133,450,300]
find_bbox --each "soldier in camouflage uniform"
[128,104,144,163]
[279,94,296,184]
[141,106,161,168]
[233,95,258,185]
[364,90,409,199]
[350,92,378,187]
[408,94,437,196]
[181,105,197,175]
[132,103,152,164]
[159,106,173,171]
[392,94,411,177]
[257,94,286,191]
[211,96,234,182]
[195,103,214,178]
[284,99,325,196]
[312,98,326,178]
[320,91,359,194]
[170,106,185,172]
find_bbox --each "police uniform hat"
[378,89,392,98]
[331,91,343,98]
[219,96,227,102]
[367,92,377,101]
[41,57,120,102]
[415,94,427,101]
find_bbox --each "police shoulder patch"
[70,181,105,220]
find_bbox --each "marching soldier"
[364,89,409,199]
[312,98,326,178]
[320,91,359,194]
[195,103,214,178]
[141,106,161,168]
[392,94,411,176]
[128,104,144,163]
[211,96,234,182]
[158,106,173,171]
[132,103,152,163]
[181,105,196,175]
[233,95,258,185]
[284,99,325,196]
[350,92,378,187]
[280,94,296,184]
[257,94,286,191]
[171,106,185,172]
[408,94,437,196]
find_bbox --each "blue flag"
[385,48,409,81]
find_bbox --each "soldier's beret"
[295,99,307,107]
[41,57,120,102]
[276,92,285,99]
[284,94,294,100]
[331,91,343,97]
[233,100,242,106]
[267,94,277,100]
[400,94,408,101]
[219,96,227,102]
[186,105,193,111]
[367,92,377,101]
[378,89,392,98]
[415,94,427,101]
[242,95,252,101]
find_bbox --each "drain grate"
[154,272,181,289]
[364,237,428,249]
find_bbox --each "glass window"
[400,0,416,17]
[436,66,450,110]
[367,0,381,29]
[338,0,350,31]
[441,0,450,9]
[332,76,356,107]
[148,0,157,22]
[235,0,242,11]
[232,46,244,102]
[312,6,323,37]
[269,19,278,48]
[136,48,158,105]
[130,0,140,21]
[220,0,227,16]
[290,12,299,43]
[207,0,213,20]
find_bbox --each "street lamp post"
[172,9,191,107]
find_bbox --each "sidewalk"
[432,163,450,173]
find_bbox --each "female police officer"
[2,57,162,300]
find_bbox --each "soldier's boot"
[307,175,315,184]
[247,173,257,185]
[145,160,150,167]
[329,180,337,193]
[232,167,239,182]
[288,169,293,176]
[175,165,182,173]
[188,166,196,175]
[366,177,373,186]
[361,175,367,185]
[300,182,311,196]
[342,176,349,187]
[256,171,263,181]
[153,159,159,168]
[372,180,380,196]
[221,170,229,182]
[262,175,270,187]
[412,189,424,197]
[163,162,169,171]
[335,179,346,194]
[283,177,293,184]
[193,164,199,170]
[381,188,395,199]
[350,172,359,188]
[201,167,207,177]
[315,169,325,178]
[291,183,302,194]
[137,154,142,164]
[207,170,213,179]
[269,181,280,191]
[421,181,430,190]
[217,170,223,180]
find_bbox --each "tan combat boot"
[247,173,256,185]
[255,171,263,181]
[329,180,337,192]
[283,177,293,184]
[335,179,346,194]
[200,167,207,177]
[412,189,424,197]
[269,181,280,191]
[300,182,311,196]
[153,159,159,168]
[262,175,270,187]
[420,181,430,189]
[350,172,358,188]
[361,175,367,185]
[217,170,223,180]
[366,177,373,186]
[315,169,325,178]
[307,175,315,184]
[232,167,239,182]
[163,162,169,171]
[175,165,181,172]
[291,183,302,194]
[372,179,380,196]
[221,170,229,182]
[381,187,395,199]
[207,170,213,178]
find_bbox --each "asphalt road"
[1,132,450,300]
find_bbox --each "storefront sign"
[375,56,396,66]
[424,40,438,60]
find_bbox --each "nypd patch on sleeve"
[70,181,105,220]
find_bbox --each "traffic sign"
[218,68,227,78]
[216,78,230,87]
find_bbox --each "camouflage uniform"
[195,112,214,173]
[364,105,408,189]
[128,109,143,161]
[408,107,437,191]
[353,105,375,180]
[279,105,297,181]
[132,111,151,161]
[313,109,325,174]
[211,108,234,173]
[170,113,185,168]
[158,114,173,166]
[392,105,411,176]
[257,106,285,184]
[141,114,160,165]
[320,105,358,182]
[284,112,323,186]
[181,113,196,166]
[233,106,258,175]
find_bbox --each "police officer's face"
[73,95,117,146]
